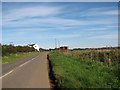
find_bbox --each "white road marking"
[32,58,35,60]
[19,60,31,67]
[31,56,39,60]
[0,70,14,79]
[18,55,39,68]
[1,55,40,79]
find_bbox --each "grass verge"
[49,51,120,88]
[2,52,39,64]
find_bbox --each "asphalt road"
[2,52,50,88]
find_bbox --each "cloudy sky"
[2,2,118,49]
[2,0,120,2]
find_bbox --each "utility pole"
[55,38,57,49]
[58,40,60,48]
[61,42,63,46]
[10,42,14,46]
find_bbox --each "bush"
[2,44,35,56]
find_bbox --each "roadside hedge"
[2,44,35,56]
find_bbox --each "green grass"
[2,52,39,64]
[49,51,120,88]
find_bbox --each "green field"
[2,52,39,64]
[49,51,120,88]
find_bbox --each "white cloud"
[89,34,118,39]
[3,17,117,29]
[8,28,50,32]
[80,7,118,17]
[52,34,80,39]
[3,6,63,21]
[3,30,81,42]
[3,4,118,33]
[103,10,118,15]
[88,28,108,31]
[107,26,120,28]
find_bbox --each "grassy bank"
[49,51,119,88]
[2,52,39,64]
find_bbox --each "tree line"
[1,44,36,56]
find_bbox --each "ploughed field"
[49,49,120,88]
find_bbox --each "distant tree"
[2,44,35,56]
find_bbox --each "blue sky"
[2,2,118,49]
[2,0,120,2]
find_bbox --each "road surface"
[2,52,50,88]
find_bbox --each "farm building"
[60,46,69,50]
[28,44,40,52]
[33,44,39,52]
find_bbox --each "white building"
[33,44,39,52]
[28,44,40,52]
